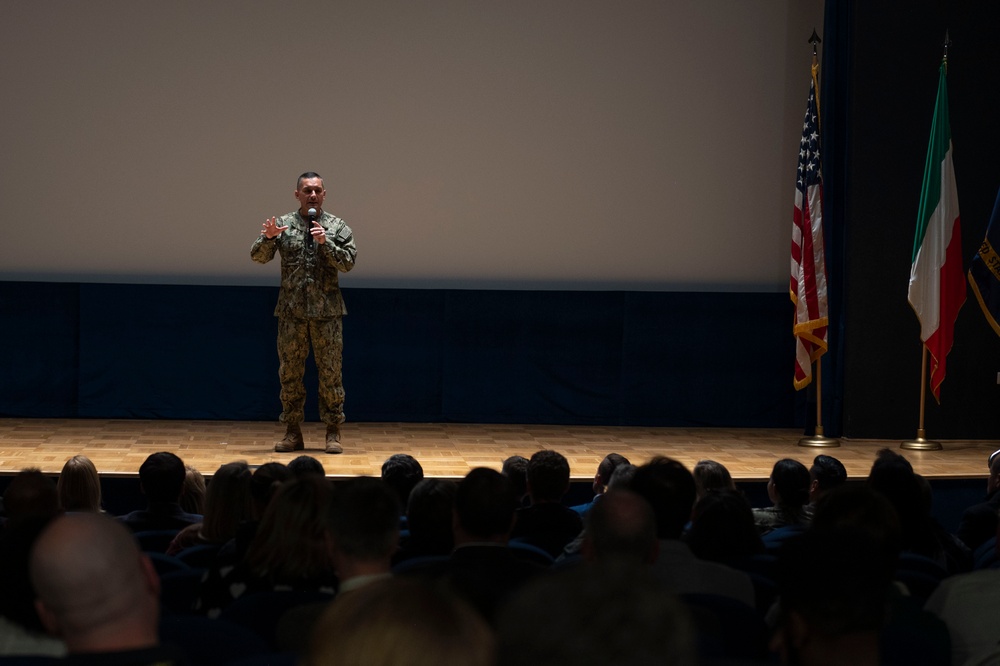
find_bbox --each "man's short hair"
[329,477,401,561]
[297,171,323,189]
[527,450,571,502]
[628,456,696,540]
[811,454,848,492]
[3,469,60,523]
[454,468,517,539]
[501,456,529,499]
[288,455,326,478]
[585,490,657,564]
[381,454,424,509]
[596,453,631,486]
[138,452,186,504]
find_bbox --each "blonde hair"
[57,455,101,512]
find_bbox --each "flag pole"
[902,347,941,450]
[797,29,839,449]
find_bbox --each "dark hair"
[596,453,631,486]
[138,452,186,503]
[501,456,529,499]
[329,477,401,561]
[692,459,735,497]
[687,489,763,564]
[585,490,657,564]
[770,458,811,507]
[297,171,323,189]
[810,455,848,492]
[455,468,517,538]
[201,461,253,543]
[3,469,59,523]
[381,454,424,509]
[527,450,571,502]
[288,455,326,478]
[628,456,696,539]
[249,462,292,519]
[406,478,457,554]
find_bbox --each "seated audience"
[955,448,1000,551]
[692,459,737,500]
[216,461,292,566]
[288,454,326,478]
[570,452,631,516]
[3,468,61,528]
[510,450,583,558]
[306,577,494,666]
[195,475,337,618]
[393,478,458,565]
[380,453,424,513]
[581,489,658,565]
[686,488,764,567]
[500,455,529,506]
[496,561,697,666]
[29,513,186,664]
[118,452,202,533]
[57,455,102,513]
[167,461,253,555]
[179,465,206,516]
[753,458,812,535]
[629,456,756,608]
[808,454,848,506]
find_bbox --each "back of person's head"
[249,462,292,519]
[687,488,763,564]
[810,483,902,570]
[773,527,891,663]
[692,459,736,498]
[138,452,186,503]
[180,465,206,515]
[769,458,811,508]
[454,467,518,540]
[607,463,638,491]
[288,455,326,478]
[628,457,696,540]
[810,455,847,498]
[3,468,60,524]
[329,477,401,562]
[246,475,335,582]
[29,513,159,652]
[583,489,658,565]
[526,450,571,503]
[596,453,631,487]
[867,448,926,537]
[500,456,529,500]
[381,454,424,509]
[307,577,494,666]
[201,461,253,542]
[57,456,102,513]
[406,478,457,553]
[496,562,696,666]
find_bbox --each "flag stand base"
[797,425,840,448]
[901,429,942,451]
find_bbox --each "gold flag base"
[797,425,840,448]
[901,429,942,451]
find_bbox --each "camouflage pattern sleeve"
[319,217,356,273]
[251,234,278,264]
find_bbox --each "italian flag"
[908,61,966,403]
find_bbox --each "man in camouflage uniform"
[251,172,357,454]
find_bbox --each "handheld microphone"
[306,207,318,245]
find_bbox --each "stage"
[1,418,996,481]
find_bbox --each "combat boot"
[275,424,304,452]
[325,424,343,454]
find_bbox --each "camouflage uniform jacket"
[251,210,356,319]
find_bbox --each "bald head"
[30,513,159,652]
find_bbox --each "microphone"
[306,207,317,246]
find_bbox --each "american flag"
[790,66,829,390]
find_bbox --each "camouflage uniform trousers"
[277,316,345,427]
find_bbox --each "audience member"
[179,465,206,516]
[868,448,970,574]
[195,475,337,618]
[510,450,583,558]
[629,456,755,608]
[752,458,812,535]
[394,478,457,565]
[3,469,61,529]
[57,456,102,513]
[772,527,890,666]
[692,459,736,500]
[30,513,186,663]
[288,454,327,478]
[496,561,697,666]
[808,454,847,505]
[686,488,764,566]
[500,455,529,506]
[306,577,494,666]
[581,489,658,565]
[215,462,292,566]
[381,453,424,513]
[955,448,1000,551]
[570,452,631,516]
[167,461,253,555]
[118,452,202,533]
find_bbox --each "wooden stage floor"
[1,418,997,481]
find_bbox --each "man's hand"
[311,220,327,244]
[261,216,289,239]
